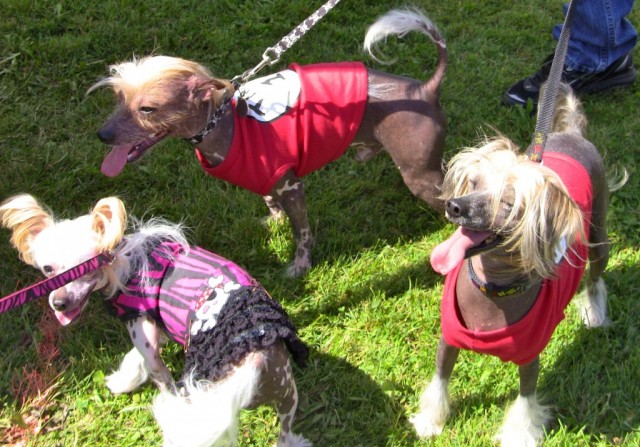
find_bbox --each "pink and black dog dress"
[108,241,308,382]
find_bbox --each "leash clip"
[232,47,281,86]
[106,250,117,265]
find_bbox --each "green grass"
[1,0,640,445]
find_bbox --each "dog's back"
[538,84,606,185]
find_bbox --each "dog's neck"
[467,258,532,297]
[186,96,233,145]
[469,250,539,291]
[457,254,542,331]
[186,103,236,167]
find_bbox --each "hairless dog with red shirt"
[90,8,447,277]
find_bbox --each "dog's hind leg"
[368,96,446,213]
[269,170,314,278]
[495,357,550,447]
[576,187,610,328]
[410,337,458,438]
[351,142,383,163]
[263,194,286,221]
[259,344,311,447]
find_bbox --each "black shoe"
[503,53,637,107]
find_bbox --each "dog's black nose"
[52,299,67,312]
[446,199,462,218]
[97,128,115,144]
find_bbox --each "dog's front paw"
[495,395,549,447]
[409,409,446,438]
[410,376,450,438]
[105,348,149,394]
[261,212,287,226]
[105,370,148,394]
[284,258,311,278]
[577,277,610,328]
[275,432,313,447]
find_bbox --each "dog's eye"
[139,106,157,114]
[42,265,54,275]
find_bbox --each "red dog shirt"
[196,62,368,195]
[441,152,593,365]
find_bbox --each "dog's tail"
[550,83,587,136]
[550,83,629,191]
[364,8,447,94]
[153,363,260,447]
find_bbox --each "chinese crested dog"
[89,8,447,277]
[0,194,310,447]
[410,85,624,445]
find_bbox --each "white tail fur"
[363,8,447,94]
[364,8,444,63]
[153,362,261,447]
[550,83,587,135]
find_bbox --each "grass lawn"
[1,0,639,445]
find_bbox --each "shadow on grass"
[293,349,420,447]
[537,263,640,444]
[0,304,419,446]
[303,256,442,325]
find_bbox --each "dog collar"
[467,258,532,298]
[185,96,233,145]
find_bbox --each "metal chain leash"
[232,0,342,85]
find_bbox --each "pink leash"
[0,251,115,314]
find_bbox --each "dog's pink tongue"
[54,308,81,326]
[430,227,492,275]
[101,145,131,177]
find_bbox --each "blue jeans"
[553,0,637,72]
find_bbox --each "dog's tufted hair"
[440,137,585,279]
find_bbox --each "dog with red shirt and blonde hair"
[410,84,624,446]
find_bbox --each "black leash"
[528,0,579,162]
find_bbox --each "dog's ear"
[91,197,127,252]
[519,173,584,278]
[186,75,234,107]
[0,194,54,266]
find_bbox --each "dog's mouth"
[54,294,91,326]
[52,279,98,326]
[430,227,503,275]
[101,131,168,177]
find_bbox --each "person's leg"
[503,0,637,106]
[557,0,637,71]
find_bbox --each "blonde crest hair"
[441,136,586,279]
[0,194,53,266]
[87,55,234,111]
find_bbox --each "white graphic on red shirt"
[236,70,301,123]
